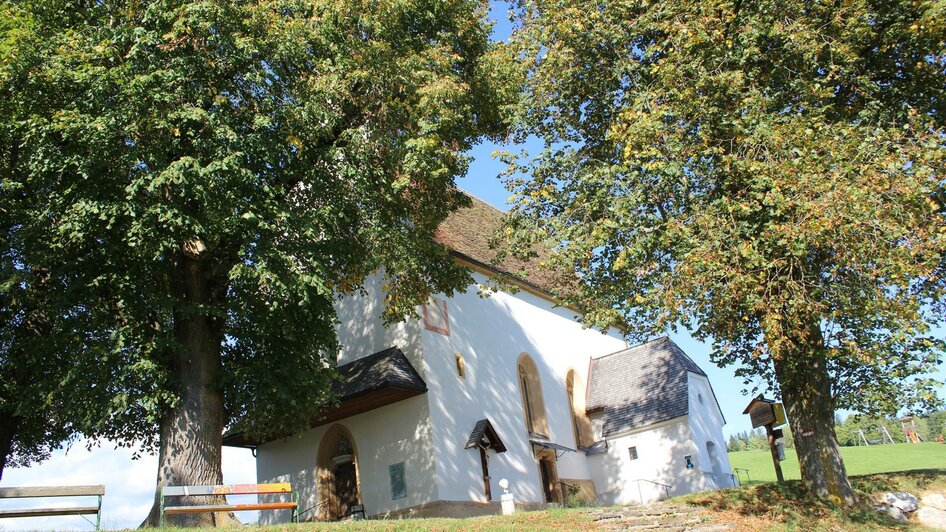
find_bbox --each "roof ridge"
[591,335,669,361]
[663,339,708,377]
[458,188,510,214]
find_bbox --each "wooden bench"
[0,485,105,530]
[159,483,298,526]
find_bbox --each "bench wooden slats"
[0,486,105,498]
[0,485,104,530]
[164,502,299,514]
[161,482,291,497]
[159,483,298,526]
[0,506,101,518]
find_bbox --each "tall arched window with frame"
[517,354,549,437]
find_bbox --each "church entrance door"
[334,462,358,518]
[539,456,555,503]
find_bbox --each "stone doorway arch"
[316,424,362,520]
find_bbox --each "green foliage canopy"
[1,0,511,456]
[502,0,946,416]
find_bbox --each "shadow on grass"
[851,468,946,494]
[683,469,946,530]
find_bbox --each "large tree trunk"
[0,412,21,481]
[773,326,855,506]
[140,243,239,527]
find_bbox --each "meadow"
[104,443,946,530]
[727,442,946,483]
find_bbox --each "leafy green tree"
[0,3,123,480]
[503,0,945,504]
[928,409,946,440]
[2,0,510,525]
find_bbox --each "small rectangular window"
[628,446,639,460]
[389,462,407,500]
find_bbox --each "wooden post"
[765,423,784,483]
[479,446,492,501]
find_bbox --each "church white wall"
[686,373,735,489]
[334,273,425,378]
[420,272,627,504]
[255,395,438,524]
[588,417,707,505]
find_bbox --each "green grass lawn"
[728,442,946,483]
[137,468,946,531]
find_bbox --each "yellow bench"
[159,483,297,526]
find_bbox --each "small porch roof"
[223,346,425,449]
[465,418,507,453]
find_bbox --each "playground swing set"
[855,416,926,446]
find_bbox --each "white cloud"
[0,442,257,531]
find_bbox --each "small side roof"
[742,394,776,415]
[224,346,425,448]
[333,346,427,399]
[586,337,710,436]
[465,418,507,453]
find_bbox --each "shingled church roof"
[586,337,711,437]
[332,346,426,399]
[434,193,569,297]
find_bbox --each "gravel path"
[579,502,731,531]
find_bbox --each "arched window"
[566,369,594,447]
[517,354,549,437]
[706,440,723,486]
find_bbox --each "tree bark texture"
[773,326,855,506]
[140,245,239,527]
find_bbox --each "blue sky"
[1,3,943,530]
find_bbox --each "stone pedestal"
[500,493,515,516]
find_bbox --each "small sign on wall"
[389,462,406,500]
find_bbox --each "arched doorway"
[316,424,361,520]
[705,441,723,487]
[536,449,563,504]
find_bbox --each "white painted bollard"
[499,478,515,515]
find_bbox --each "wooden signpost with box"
[743,395,787,483]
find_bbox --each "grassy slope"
[138,445,946,531]
[138,470,946,531]
[685,469,946,531]
[728,442,946,483]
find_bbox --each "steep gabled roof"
[332,346,426,399]
[586,337,708,437]
[434,193,568,297]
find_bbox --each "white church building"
[223,195,734,522]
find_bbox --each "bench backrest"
[0,486,105,499]
[161,483,290,497]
